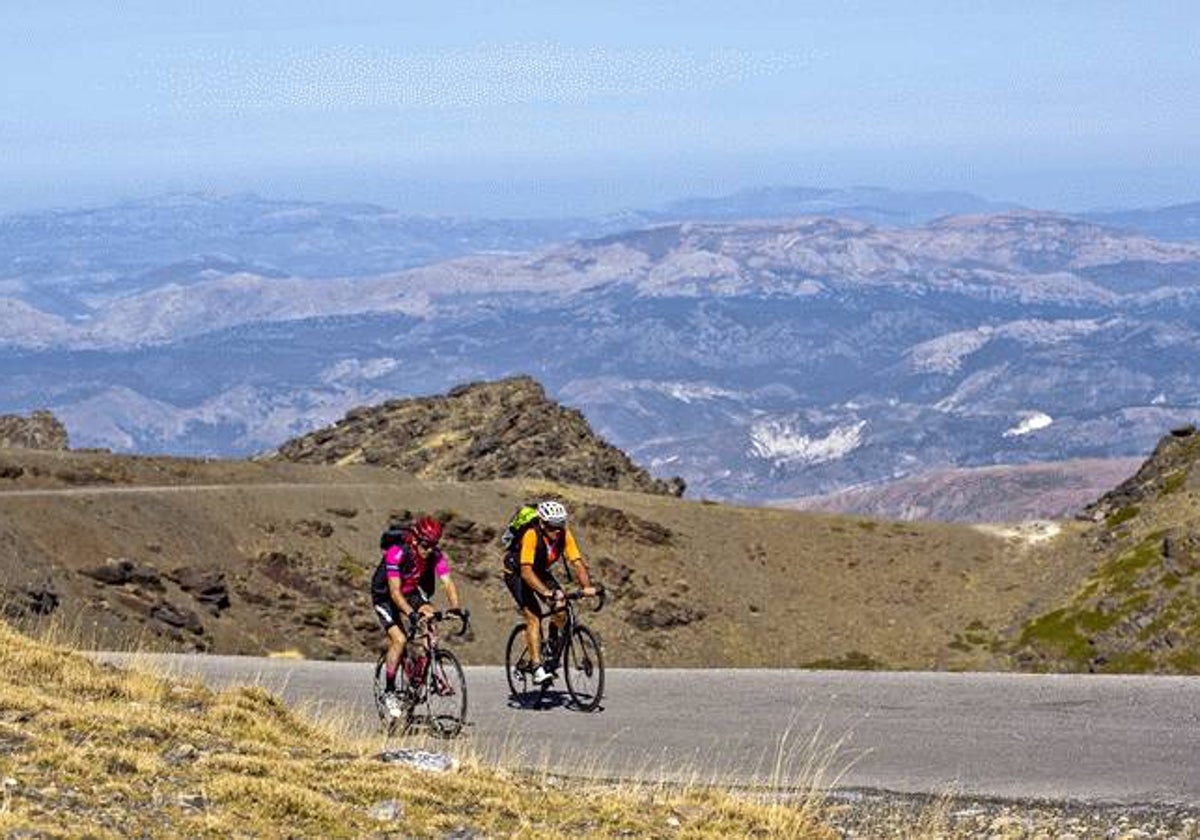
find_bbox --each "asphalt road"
[96,653,1200,805]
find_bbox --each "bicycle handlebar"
[547,587,607,615]
[410,608,471,637]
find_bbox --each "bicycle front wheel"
[424,649,468,738]
[563,624,604,712]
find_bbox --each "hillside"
[0,445,1088,671]
[779,458,1144,522]
[270,376,685,496]
[1011,425,1200,672]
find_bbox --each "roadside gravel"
[823,790,1200,839]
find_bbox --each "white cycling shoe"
[383,691,404,718]
[531,664,555,685]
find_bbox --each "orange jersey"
[518,526,582,569]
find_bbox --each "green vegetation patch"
[1160,470,1188,496]
[1095,533,1163,592]
[1105,505,1140,528]
[802,650,884,670]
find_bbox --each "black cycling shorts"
[504,567,560,615]
[372,590,430,632]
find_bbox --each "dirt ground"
[0,448,1099,668]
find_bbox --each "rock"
[24,585,59,616]
[169,567,231,614]
[296,519,334,538]
[367,799,405,822]
[83,559,162,589]
[163,743,199,766]
[151,601,204,635]
[442,827,480,840]
[326,506,358,518]
[578,504,675,546]
[377,748,456,773]
[177,792,209,811]
[0,410,69,450]
[626,599,706,630]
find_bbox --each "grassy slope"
[1012,432,1200,673]
[0,621,834,839]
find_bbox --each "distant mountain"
[653,185,1015,225]
[778,458,1143,522]
[270,376,685,497]
[0,192,624,309]
[1084,201,1200,243]
[4,198,1200,507]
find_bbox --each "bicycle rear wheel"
[563,624,604,712]
[422,649,467,737]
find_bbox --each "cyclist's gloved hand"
[551,589,566,605]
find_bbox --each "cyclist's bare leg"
[522,606,542,667]
[385,624,407,691]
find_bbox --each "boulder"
[0,410,69,451]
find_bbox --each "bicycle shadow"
[507,689,604,713]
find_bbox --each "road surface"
[96,653,1200,805]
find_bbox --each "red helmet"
[410,515,443,547]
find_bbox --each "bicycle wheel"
[373,652,389,723]
[373,652,407,735]
[563,624,604,712]
[505,624,536,701]
[423,649,468,738]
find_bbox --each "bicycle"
[505,588,606,712]
[373,609,470,737]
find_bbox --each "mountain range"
[3,188,1200,508]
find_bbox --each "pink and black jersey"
[370,542,451,602]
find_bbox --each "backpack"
[380,522,411,552]
[500,504,540,552]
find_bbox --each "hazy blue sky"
[3,1,1198,216]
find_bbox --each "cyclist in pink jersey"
[370,515,463,717]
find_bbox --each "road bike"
[373,609,470,737]
[505,589,606,711]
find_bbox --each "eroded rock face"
[0,410,69,451]
[1081,424,1200,521]
[272,376,685,497]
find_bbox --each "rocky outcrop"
[0,410,68,451]
[1080,424,1200,522]
[272,376,685,497]
[1013,425,1200,674]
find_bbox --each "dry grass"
[0,620,837,838]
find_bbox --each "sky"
[3,1,1199,217]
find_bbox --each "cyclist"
[371,515,464,718]
[503,500,596,685]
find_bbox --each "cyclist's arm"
[520,563,555,597]
[518,530,557,597]
[564,530,594,591]
[434,551,461,610]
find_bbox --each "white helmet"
[536,500,568,528]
